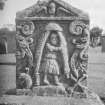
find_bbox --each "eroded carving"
[34,23,70,86]
[18,67,32,89]
[17,21,35,36]
[16,0,90,97]
[48,2,56,16]
[16,21,34,89]
[69,21,86,35]
[70,21,89,94]
[16,35,33,67]
[16,34,33,89]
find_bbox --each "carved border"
[16,16,89,21]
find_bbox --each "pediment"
[16,0,89,20]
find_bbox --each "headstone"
[0,0,103,105]
[0,37,8,54]
[16,0,89,93]
[101,35,105,52]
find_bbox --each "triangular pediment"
[16,0,89,20]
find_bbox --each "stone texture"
[16,0,89,92]
[0,90,104,105]
[32,86,67,96]
[0,0,100,105]
[16,0,89,19]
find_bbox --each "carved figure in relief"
[69,21,89,94]
[19,67,32,89]
[34,23,70,86]
[16,35,33,69]
[40,32,62,85]
[48,2,56,16]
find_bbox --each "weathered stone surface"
[16,0,89,19]
[16,0,89,96]
[5,0,103,105]
[0,90,104,105]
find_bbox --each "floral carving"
[70,24,89,94]
[69,21,87,35]
[16,34,33,68]
[20,21,35,36]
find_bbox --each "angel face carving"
[48,2,56,16]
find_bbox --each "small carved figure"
[16,35,33,68]
[19,67,32,89]
[48,2,56,16]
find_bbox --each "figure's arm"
[46,43,62,51]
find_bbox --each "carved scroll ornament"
[69,21,87,35]
[16,21,35,36]
[16,21,34,64]
[16,22,34,88]
[16,35,33,60]
[70,21,89,94]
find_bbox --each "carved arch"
[33,23,70,85]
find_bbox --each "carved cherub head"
[48,2,56,16]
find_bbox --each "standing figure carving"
[41,32,62,86]
[34,23,70,86]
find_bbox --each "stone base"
[32,85,67,96]
[1,89,104,105]
[5,85,87,97]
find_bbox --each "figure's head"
[50,31,59,46]
[49,2,56,15]
[25,67,30,74]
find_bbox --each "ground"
[0,46,105,104]
[88,46,105,104]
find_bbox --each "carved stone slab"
[16,0,90,96]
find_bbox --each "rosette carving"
[21,21,35,36]
[69,21,87,35]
